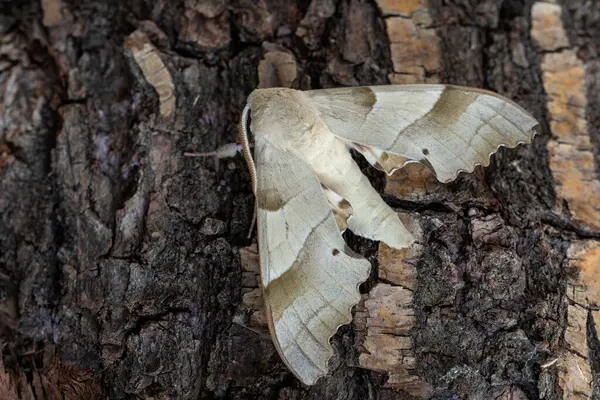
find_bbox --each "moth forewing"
[306,85,539,183]
[251,128,371,385]
[240,85,538,385]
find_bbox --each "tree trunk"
[1,0,599,399]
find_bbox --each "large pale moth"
[234,85,539,385]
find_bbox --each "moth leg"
[247,203,257,239]
[321,185,353,232]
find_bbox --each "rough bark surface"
[0,0,599,399]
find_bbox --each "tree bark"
[0,0,599,399]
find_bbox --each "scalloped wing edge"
[431,124,540,183]
[263,246,370,385]
[378,124,540,183]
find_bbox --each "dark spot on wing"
[422,148,429,155]
[332,249,340,256]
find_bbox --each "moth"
[234,85,539,385]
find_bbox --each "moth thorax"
[248,88,319,142]
[288,118,330,153]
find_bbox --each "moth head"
[247,88,320,143]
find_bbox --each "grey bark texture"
[0,0,599,399]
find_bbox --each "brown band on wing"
[309,86,377,124]
[265,263,319,325]
[347,86,378,108]
[264,261,361,357]
[263,214,364,323]
[264,268,301,326]
[385,86,481,170]
[428,86,479,122]
[444,84,537,120]
[397,86,479,144]
[256,186,288,212]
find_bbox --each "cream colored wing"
[254,136,371,385]
[305,85,539,183]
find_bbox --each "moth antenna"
[183,151,218,157]
[239,104,257,195]
[239,104,257,238]
[184,142,245,158]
